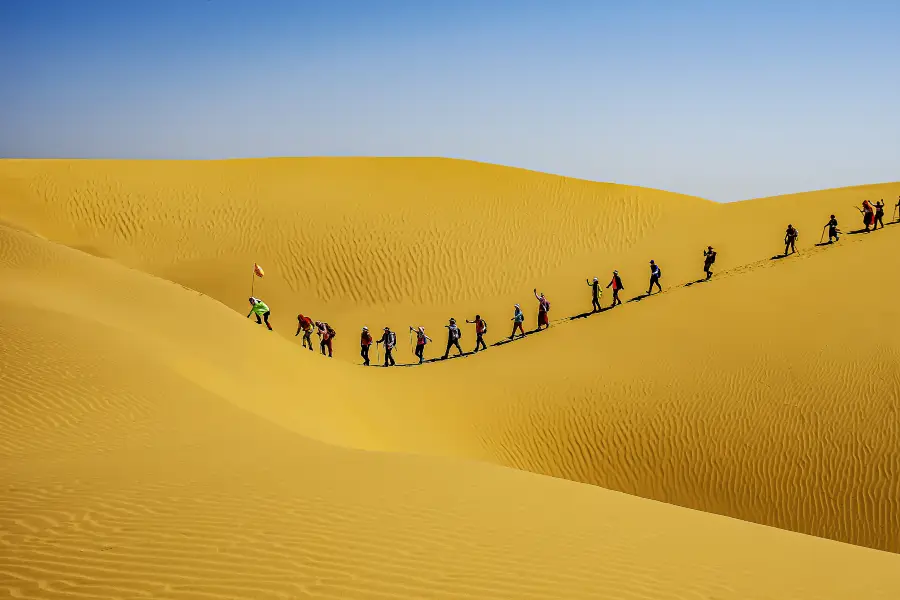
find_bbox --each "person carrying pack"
[874,200,885,230]
[607,271,624,307]
[295,313,314,350]
[586,277,602,312]
[376,327,397,367]
[316,321,334,358]
[442,318,463,359]
[466,315,488,352]
[784,224,799,256]
[533,289,550,330]
[825,215,840,244]
[360,326,373,366]
[509,304,525,340]
[648,260,662,295]
[409,326,433,364]
[703,246,717,280]
[247,297,273,330]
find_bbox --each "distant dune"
[1,158,899,598]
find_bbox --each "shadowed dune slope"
[2,223,900,600]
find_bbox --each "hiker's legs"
[443,340,453,358]
[384,348,393,367]
[648,276,661,294]
[263,311,272,330]
[476,334,486,352]
[592,297,601,312]
[320,339,327,355]
[255,314,262,324]
[304,331,313,349]
[415,344,424,363]
[326,339,333,357]
[361,345,369,366]
[453,340,463,356]
[876,214,884,229]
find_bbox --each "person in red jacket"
[295,313,314,351]
[607,271,624,307]
[466,315,488,352]
[360,326,373,366]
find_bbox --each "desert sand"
[1,158,899,599]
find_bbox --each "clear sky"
[1,0,898,201]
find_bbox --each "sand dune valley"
[1,157,899,599]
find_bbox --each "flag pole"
[251,267,255,297]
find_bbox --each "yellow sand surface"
[1,158,899,599]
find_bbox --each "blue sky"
[1,0,898,201]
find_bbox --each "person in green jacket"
[247,297,273,330]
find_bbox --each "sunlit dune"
[1,158,899,598]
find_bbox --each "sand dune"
[2,158,900,598]
[2,222,900,599]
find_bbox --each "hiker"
[247,297,273,330]
[648,260,662,294]
[376,327,396,366]
[315,321,334,357]
[533,289,550,330]
[859,200,875,232]
[825,215,840,243]
[874,200,885,230]
[409,326,433,364]
[586,277,602,312]
[442,318,463,359]
[360,326,373,366]
[295,313,314,350]
[465,315,488,352]
[510,304,525,340]
[703,246,716,280]
[896,196,900,222]
[784,224,799,256]
[607,271,624,307]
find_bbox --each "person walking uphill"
[533,289,550,331]
[859,200,875,232]
[247,297,273,330]
[874,200,885,230]
[409,326,433,364]
[377,327,397,366]
[295,313,314,350]
[607,271,624,307]
[466,315,488,352]
[510,305,525,340]
[586,277,602,312]
[703,246,717,280]
[784,224,799,256]
[825,215,840,244]
[360,326,373,366]
[647,260,662,295]
[442,318,463,359]
[316,321,335,358]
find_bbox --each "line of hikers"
[248,199,897,365]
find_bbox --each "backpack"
[455,327,462,340]
[544,300,550,312]
[657,267,662,278]
[481,320,488,334]
[326,325,336,339]
[389,331,397,347]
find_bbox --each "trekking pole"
[377,343,381,365]
[819,226,826,244]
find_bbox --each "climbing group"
[246,199,896,366]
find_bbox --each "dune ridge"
[2,221,900,599]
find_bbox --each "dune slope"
[2,222,900,600]
[1,158,898,557]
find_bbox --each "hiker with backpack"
[315,321,334,358]
[360,326,374,366]
[510,304,525,340]
[442,318,463,359]
[825,215,840,244]
[247,297,273,330]
[858,200,875,232]
[586,277,602,312]
[376,327,397,367]
[784,224,799,256]
[874,200,885,230]
[647,260,662,295]
[295,313,314,350]
[409,326,433,364]
[703,246,716,280]
[465,315,488,352]
[607,271,624,307]
[533,289,550,330]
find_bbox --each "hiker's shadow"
[847,229,870,235]
[684,278,708,287]
[627,293,652,303]
[770,253,791,261]
[492,329,541,347]
[568,307,610,321]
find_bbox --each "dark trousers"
[785,239,796,255]
[321,338,332,357]
[875,213,884,229]
[444,339,462,358]
[255,311,272,330]
[591,296,601,312]
[361,345,370,365]
[415,344,425,363]
[611,289,621,306]
[384,348,395,367]
[648,276,661,294]
[474,333,487,352]
[828,227,839,242]
[704,263,713,279]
